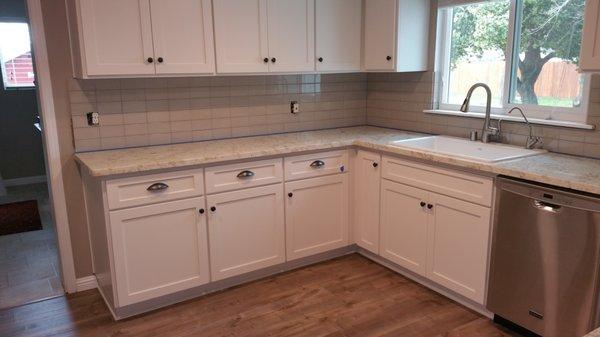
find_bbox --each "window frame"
[435,0,591,123]
[0,18,36,91]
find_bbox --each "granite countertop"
[586,328,600,337]
[75,126,600,195]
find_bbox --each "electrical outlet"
[87,112,100,126]
[290,101,299,114]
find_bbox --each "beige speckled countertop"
[75,126,600,195]
[586,328,600,337]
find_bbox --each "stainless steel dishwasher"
[487,177,600,337]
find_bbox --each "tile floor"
[0,183,64,310]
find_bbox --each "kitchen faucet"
[507,107,542,149]
[460,83,501,143]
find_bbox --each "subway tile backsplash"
[69,74,367,152]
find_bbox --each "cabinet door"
[109,197,209,306]
[285,174,349,260]
[315,0,362,72]
[206,184,285,281]
[354,151,381,254]
[213,0,269,73]
[149,0,215,75]
[77,0,155,76]
[380,180,428,276]
[580,0,600,71]
[267,0,315,72]
[427,193,491,304]
[363,0,397,71]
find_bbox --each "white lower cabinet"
[354,150,381,254]
[109,197,210,306]
[426,193,491,304]
[206,184,285,281]
[380,180,428,276]
[285,174,349,260]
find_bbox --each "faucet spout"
[461,83,498,143]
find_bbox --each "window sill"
[424,109,596,130]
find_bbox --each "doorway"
[0,0,63,309]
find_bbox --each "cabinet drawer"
[205,158,283,194]
[106,169,204,210]
[381,156,493,207]
[284,150,348,181]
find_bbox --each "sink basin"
[390,136,546,163]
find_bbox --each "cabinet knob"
[420,201,426,207]
[271,57,276,63]
[264,57,269,63]
[318,57,323,62]
[210,206,216,212]
[147,57,154,63]
[427,204,433,210]
[288,192,293,198]
[199,208,205,214]
[372,162,379,168]
[386,55,392,61]
[157,57,164,63]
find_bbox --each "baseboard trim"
[3,175,47,187]
[76,276,98,292]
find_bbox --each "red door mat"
[0,200,43,236]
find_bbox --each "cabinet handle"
[427,204,434,210]
[288,192,293,198]
[236,170,255,179]
[318,57,323,62]
[386,55,392,61]
[420,202,426,207]
[340,166,345,172]
[271,57,276,63]
[147,182,169,192]
[372,162,379,168]
[310,160,325,168]
[157,57,164,63]
[199,208,205,214]
[147,57,154,63]
[210,206,216,212]
[263,57,269,63]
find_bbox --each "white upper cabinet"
[149,0,215,75]
[212,0,269,73]
[354,150,381,254]
[74,0,155,77]
[70,0,215,77]
[315,0,362,72]
[580,0,600,72]
[363,0,430,72]
[213,0,314,73]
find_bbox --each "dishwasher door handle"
[533,200,561,213]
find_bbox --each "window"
[436,0,589,123]
[0,22,35,89]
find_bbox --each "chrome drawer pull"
[310,160,325,168]
[147,182,169,192]
[236,170,255,179]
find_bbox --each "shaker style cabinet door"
[379,180,428,276]
[363,0,397,71]
[149,0,215,75]
[354,150,381,254]
[285,174,349,260]
[206,184,285,281]
[109,197,210,306]
[426,192,491,304]
[213,0,269,73]
[266,0,315,72]
[315,0,362,72]
[77,0,155,76]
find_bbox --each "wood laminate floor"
[0,254,520,337]
[0,183,63,310]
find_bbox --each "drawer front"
[106,169,204,210]
[284,150,348,181]
[381,156,493,207]
[205,158,283,194]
